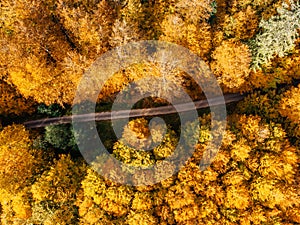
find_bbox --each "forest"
[0,0,299,224]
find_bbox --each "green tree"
[44,124,77,151]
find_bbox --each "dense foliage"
[0,0,299,224]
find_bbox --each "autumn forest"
[0,0,300,224]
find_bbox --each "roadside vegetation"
[0,0,299,224]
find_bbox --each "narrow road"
[24,93,245,128]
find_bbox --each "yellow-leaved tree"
[0,81,35,116]
[0,125,37,223]
[0,0,117,105]
[278,84,300,142]
[279,84,300,123]
[160,0,213,60]
[30,154,86,225]
[0,125,35,192]
[210,39,252,91]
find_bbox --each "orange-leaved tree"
[210,39,252,91]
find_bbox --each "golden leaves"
[31,154,85,203]
[0,189,32,223]
[0,125,35,192]
[0,81,35,115]
[126,211,158,225]
[80,168,106,205]
[131,192,153,211]
[279,84,300,123]
[113,141,155,169]
[225,185,251,210]
[173,204,199,222]
[223,6,259,40]
[211,40,252,89]
[231,138,252,161]
[174,0,213,23]
[238,115,270,142]
[251,178,287,208]
[77,198,106,225]
[56,0,115,56]
[122,118,151,149]
[9,56,53,97]
[109,18,141,47]
[160,14,212,60]
[258,150,297,182]
[165,184,196,210]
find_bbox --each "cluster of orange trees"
[0,0,299,224]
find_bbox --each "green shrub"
[44,124,77,150]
